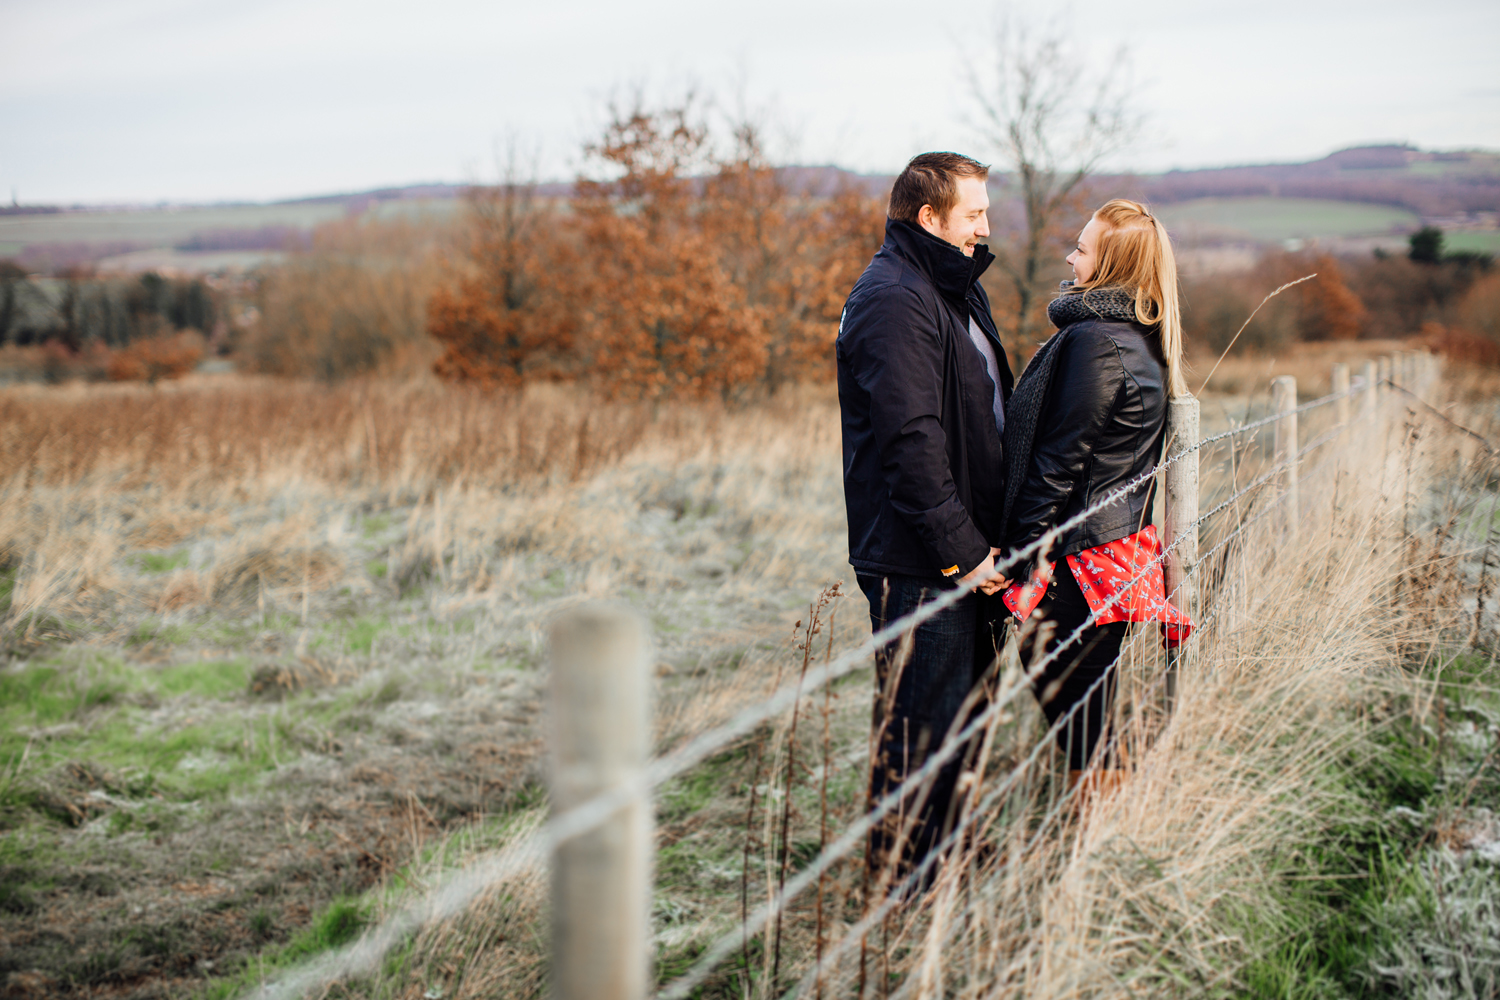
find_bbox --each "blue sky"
[2,0,1497,203]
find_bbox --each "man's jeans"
[857,572,1004,888]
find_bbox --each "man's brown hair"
[887,152,990,225]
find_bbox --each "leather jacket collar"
[883,219,994,306]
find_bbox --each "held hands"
[957,548,1012,595]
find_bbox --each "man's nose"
[976,214,990,238]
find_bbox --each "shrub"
[242,217,446,381]
[106,330,203,383]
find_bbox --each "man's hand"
[958,547,1012,595]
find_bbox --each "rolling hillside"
[2,145,1496,274]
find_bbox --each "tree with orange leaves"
[429,161,574,388]
[1254,251,1368,341]
[704,125,884,389]
[428,94,886,396]
[573,97,769,399]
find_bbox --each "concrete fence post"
[1331,362,1350,429]
[550,603,652,1000]
[1361,360,1378,421]
[1272,376,1299,541]
[1163,395,1200,707]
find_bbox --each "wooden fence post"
[1361,360,1378,421]
[1272,376,1299,540]
[1378,355,1392,395]
[550,603,652,1000]
[1163,395,1200,707]
[1331,362,1350,429]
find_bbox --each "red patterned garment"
[1001,524,1193,646]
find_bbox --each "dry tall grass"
[284,360,1500,1000]
[0,374,850,642]
[4,358,1493,999]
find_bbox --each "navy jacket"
[836,219,1013,579]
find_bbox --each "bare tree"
[968,10,1139,364]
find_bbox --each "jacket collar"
[883,218,994,305]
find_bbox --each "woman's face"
[1066,215,1108,284]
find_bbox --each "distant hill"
[1118,145,1500,217]
[4,145,1496,272]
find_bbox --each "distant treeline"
[1182,226,1497,359]
[0,264,217,350]
[175,225,311,253]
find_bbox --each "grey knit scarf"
[997,283,1139,574]
[1045,282,1140,328]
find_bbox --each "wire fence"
[247,351,1443,1000]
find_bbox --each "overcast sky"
[2,0,1497,204]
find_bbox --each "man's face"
[920,176,990,257]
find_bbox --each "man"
[836,151,1013,886]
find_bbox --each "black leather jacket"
[837,219,1013,579]
[1005,318,1167,558]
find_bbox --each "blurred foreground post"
[1331,362,1350,431]
[1272,376,1299,540]
[550,603,652,1000]
[1163,395,1199,709]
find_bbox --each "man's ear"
[917,204,937,230]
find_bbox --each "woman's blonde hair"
[1076,198,1187,397]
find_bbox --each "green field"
[1156,196,1420,244]
[1445,230,1500,254]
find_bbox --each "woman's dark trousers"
[1019,563,1129,771]
[857,573,1003,889]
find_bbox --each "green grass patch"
[155,658,252,700]
[0,653,289,807]
[136,550,190,574]
[362,513,393,539]
[128,618,197,647]
[340,616,387,655]
[1235,655,1500,996]
[1444,230,1500,255]
[1156,197,1419,243]
[193,896,374,1000]
[0,655,132,733]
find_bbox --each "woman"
[993,198,1192,793]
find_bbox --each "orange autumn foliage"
[106,330,204,383]
[428,97,885,398]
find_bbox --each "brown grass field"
[3,347,1500,999]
